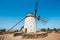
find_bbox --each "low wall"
[0,32,48,40]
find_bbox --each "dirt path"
[0,33,60,40]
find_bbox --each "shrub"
[41,28,46,32]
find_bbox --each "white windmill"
[24,14,37,33]
[8,0,47,33]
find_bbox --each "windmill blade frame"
[8,16,26,32]
[34,0,38,18]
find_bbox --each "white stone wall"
[24,17,37,33]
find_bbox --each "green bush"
[41,28,46,32]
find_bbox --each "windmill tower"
[23,0,39,33]
[24,14,37,33]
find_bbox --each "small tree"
[53,28,56,31]
[47,28,50,31]
[46,28,53,33]
[41,28,46,32]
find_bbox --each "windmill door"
[25,28,27,33]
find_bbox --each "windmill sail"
[34,0,38,18]
[8,17,26,31]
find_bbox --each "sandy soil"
[0,33,60,40]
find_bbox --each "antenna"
[34,0,38,18]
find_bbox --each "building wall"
[24,17,37,33]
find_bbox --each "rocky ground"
[0,32,60,40]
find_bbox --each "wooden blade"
[40,17,48,25]
[8,17,26,32]
[34,0,38,18]
[38,16,48,25]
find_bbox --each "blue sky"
[0,0,60,30]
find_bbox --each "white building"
[24,14,37,33]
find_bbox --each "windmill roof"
[27,14,35,17]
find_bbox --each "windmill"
[8,0,47,33]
